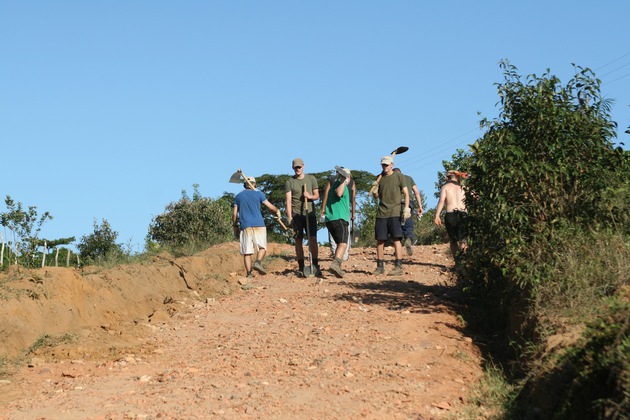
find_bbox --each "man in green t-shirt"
[285,158,321,277]
[371,155,410,276]
[320,166,352,278]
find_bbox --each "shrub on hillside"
[77,218,124,265]
[148,184,233,255]
[464,61,627,305]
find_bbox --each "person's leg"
[387,217,405,275]
[243,254,253,277]
[374,218,389,274]
[457,212,469,255]
[450,240,459,260]
[253,248,267,275]
[293,216,306,274]
[374,240,385,274]
[335,243,348,261]
[329,231,337,258]
[444,212,460,261]
[393,239,403,260]
[240,229,255,277]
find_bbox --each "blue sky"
[2,1,629,252]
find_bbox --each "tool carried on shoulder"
[229,169,287,230]
[369,146,409,196]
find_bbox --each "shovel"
[301,184,316,278]
[229,168,256,190]
[369,146,409,196]
[229,169,288,231]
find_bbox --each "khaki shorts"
[240,226,268,255]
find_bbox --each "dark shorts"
[326,219,349,245]
[444,210,468,242]
[292,214,317,239]
[375,217,403,241]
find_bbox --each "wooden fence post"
[1,232,4,267]
[41,241,47,268]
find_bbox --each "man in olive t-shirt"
[371,155,409,276]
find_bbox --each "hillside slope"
[0,242,483,419]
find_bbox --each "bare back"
[441,181,467,212]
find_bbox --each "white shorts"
[240,226,268,255]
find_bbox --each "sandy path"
[0,244,482,419]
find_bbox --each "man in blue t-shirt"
[233,177,281,278]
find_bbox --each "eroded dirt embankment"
[1,242,483,419]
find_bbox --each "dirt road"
[0,242,482,419]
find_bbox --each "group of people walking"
[232,155,468,279]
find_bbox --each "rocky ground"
[0,242,483,419]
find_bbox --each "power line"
[396,128,479,167]
[398,53,630,178]
[594,52,630,71]
[603,71,630,86]
[599,61,630,78]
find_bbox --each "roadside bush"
[414,209,448,245]
[513,299,629,419]
[77,218,125,266]
[148,184,233,255]
[464,61,625,320]
[526,228,629,329]
[456,61,629,417]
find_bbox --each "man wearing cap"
[435,170,469,261]
[392,167,424,256]
[372,155,410,276]
[233,177,282,278]
[285,158,321,277]
[320,166,354,278]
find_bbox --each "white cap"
[335,166,351,178]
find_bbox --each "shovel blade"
[229,170,243,183]
[391,146,409,155]
[302,265,316,278]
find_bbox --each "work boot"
[388,261,404,276]
[329,258,344,278]
[314,265,323,278]
[253,260,267,275]
[297,260,306,277]
[404,237,413,256]
[372,262,385,276]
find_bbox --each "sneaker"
[253,261,267,275]
[329,260,344,278]
[404,238,413,256]
[314,265,323,278]
[372,266,385,275]
[388,266,404,276]
[246,272,253,278]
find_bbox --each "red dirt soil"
[0,242,482,419]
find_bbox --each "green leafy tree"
[466,61,625,290]
[148,184,232,253]
[1,195,53,266]
[77,219,123,264]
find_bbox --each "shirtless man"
[435,170,469,260]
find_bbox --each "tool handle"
[369,174,383,195]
